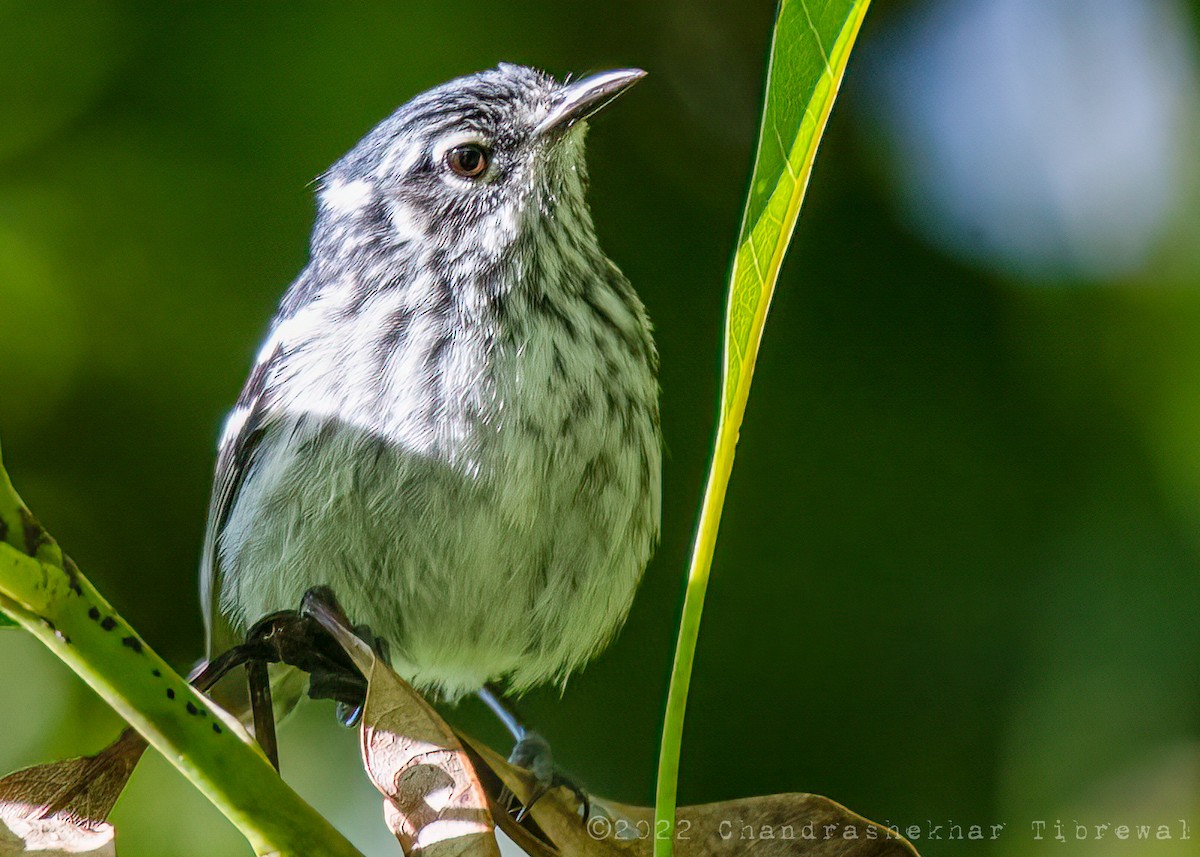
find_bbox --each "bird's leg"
[189,610,297,692]
[477,682,527,743]
[476,683,590,822]
[189,610,305,771]
[245,659,277,769]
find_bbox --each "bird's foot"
[334,623,390,727]
[192,587,385,766]
[189,609,310,770]
[507,730,590,823]
[475,684,590,822]
[297,586,389,727]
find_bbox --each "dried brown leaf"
[306,600,499,856]
[313,602,918,857]
[0,728,146,857]
[361,660,500,856]
[464,737,920,857]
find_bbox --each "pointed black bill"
[536,68,647,136]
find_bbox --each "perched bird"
[199,64,661,769]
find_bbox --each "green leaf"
[725,0,870,417]
[655,2,872,855]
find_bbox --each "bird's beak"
[536,68,647,137]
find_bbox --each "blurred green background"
[4,0,1200,854]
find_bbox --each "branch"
[0,438,362,857]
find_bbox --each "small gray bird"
[200,64,660,757]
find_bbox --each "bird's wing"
[199,348,278,658]
[200,263,326,657]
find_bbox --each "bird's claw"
[295,587,391,726]
[507,731,590,822]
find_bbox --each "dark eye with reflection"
[446,144,490,178]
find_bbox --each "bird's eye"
[446,144,490,178]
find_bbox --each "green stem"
[653,419,737,853]
[0,444,362,857]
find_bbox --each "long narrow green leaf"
[0,439,363,857]
[654,2,871,854]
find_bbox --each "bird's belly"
[220,400,657,698]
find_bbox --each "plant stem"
[653,418,737,854]
[0,444,363,857]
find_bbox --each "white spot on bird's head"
[320,178,375,215]
[386,199,426,244]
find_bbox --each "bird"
[197,64,661,786]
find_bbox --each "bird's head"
[314,64,644,268]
